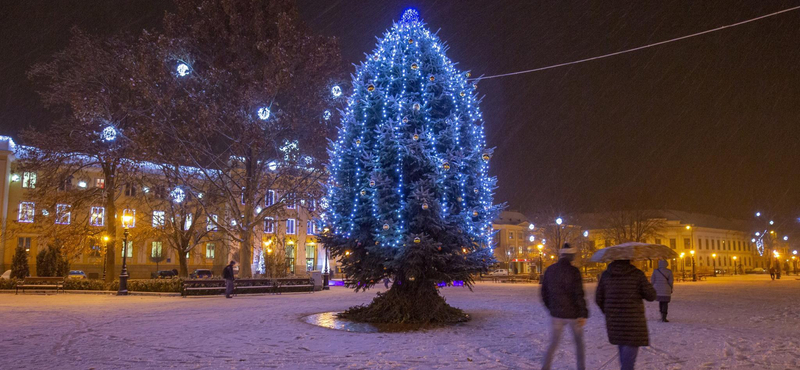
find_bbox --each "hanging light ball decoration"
[331,85,343,98]
[367,84,375,92]
[402,116,409,123]
[355,139,361,145]
[257,107,271,120]
[472,211,478,217]
[383,223,390,231]
[482,153,491,162]
[360,190,367,196]
[413,103,421,111]
[101,125,117,142]
[323,110,332,121]
[170,187,186,203]
[422,202,429,210]
[411,63,419,70]
[465,72,471,78]
[408,38,414,44]
[414,237,421,244]
[460,91,466,97]
[429,75,435,82]
[369,180,376,187]
[413,134,419,141]
[442,162,450,171]
[373,54,379,61]
[176,63,191,77]
[473,188,479,194]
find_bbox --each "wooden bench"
[272,278,314,294]
[16,277,65,294]
[182,279,226,297]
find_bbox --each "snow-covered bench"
[16,277,65,294]
[182,279,226,297]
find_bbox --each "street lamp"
[732,256,737,275]
[680,252,686,280]
[536,244,544,283]
[118,210,134,296]
[712,253,717,277]
[773,250,781,279]
[690,250,696,281]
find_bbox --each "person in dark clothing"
[769,266,776,280]
[541,244,587,370]
[223,261,236,298]
[650,260,674,322]
[596,260,657,370]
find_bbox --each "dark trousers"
[225,279,234,297]
[659,301,669,315]
[618,345,639,370]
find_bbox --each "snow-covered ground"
[1,274,798,369]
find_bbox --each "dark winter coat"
[596,260,657,347]
[541,257,588,319]
[223,265,235,280]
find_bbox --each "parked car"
[487,269,509,276]
[152,270,177,279]
[748,267,766,274]
[190,269,213,279]
[68,270,87,279]
[1,270,11,280]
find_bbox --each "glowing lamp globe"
[257,107,271,120]
[331,85,342,98]
[101,125,117,142]
[176,63,190,77]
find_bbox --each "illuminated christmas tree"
[321,9,499,324]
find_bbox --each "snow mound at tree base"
[339,282,470,326]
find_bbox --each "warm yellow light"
[680,252,685,258]
[263,239,273,247]
[462,248,468,254]
[712,253,716,258]
[771,230,775,234]
[267,248,273,254]
[732,256,737,260]
[103,236,110,242]
[537,244,543,251]
[287,240,295,245]
[345,251,351,256]
[690,250,695,256]
[685,225,691,230]
[550,255,555,259]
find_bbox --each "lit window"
[509,231,514,239]
[265,190,275,207]
[22,172,36,188]
[121,241,133,258]
[286,218,296,234]
[18,237,32,252]
[184,213,193,231]
[152,211,165,227]
[307,220,316,235]
[241,187,246,205]
[264,217,275,233]
[95,178,105,189]
[55,204,71,225]
[123,209,136,228]
[207,214,218,232]
[206,243,215,259]
[90,207,105,227]
[151,241,163,258]
[18,202,35,223]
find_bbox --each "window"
[287,193,296,209]
[183,213,193,231]
[55,204,71,225]
[123,209,136,228]
[655,238,662,245]
[264,217,275,233]
[22,172,36,188]
[151,242,163,258]
[265,190,275,207]
[307,199,316,212]
[286,218,296,234]
[306,244,316,272]
[18,237,32,252]
[121,241,133,258]
[206,243,215,259]
[241,187,246,205]
[58,176,73,191]
[684,238,691,249]
[716,240,720,250]
[95,178,105,189]
[509,231,514,239]
[90,207,105,227]
[669,239,676,249]
[698,239,703,250]
[707,256,710,266]
[152,211,165,227]
[18,202,35,223]
[307,220,316,235]
[207,214,218,232]
[124,183,136,197]
[286,243,295,274]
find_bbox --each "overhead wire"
[470,5,800,82]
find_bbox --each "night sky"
[1,1,799,222]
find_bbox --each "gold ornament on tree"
[413,103,420,111]
[413,134,419,141]
[482,153,491,162]
[367,84,375,92]
[442,162,450,171]
[383,223,390,231]
[422,202,429,210]
[411,63,419,70]
[414,237,421,244]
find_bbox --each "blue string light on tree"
[320,8,500,324]
[101,125,117,142]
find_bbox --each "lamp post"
[773,250,781,279]
[793,250,798,275]
[712,253,717,277]
[732,256,737,275]
[680,252,686,280]
[118,211,133,296]
[322,227,330,289]
[690,250,696,281]
[537,244,544,278]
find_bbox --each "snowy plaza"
[2,275,798,370]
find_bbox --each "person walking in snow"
[540,244,587,370]
[223,260,236,298]
[383,277,391,289]
[596,260,657,370]
[769,266,776,280]
[650,260,674,322]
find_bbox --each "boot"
[661,313,669,323]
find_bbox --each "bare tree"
[599,209,665,244]
[25,30,142,282]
